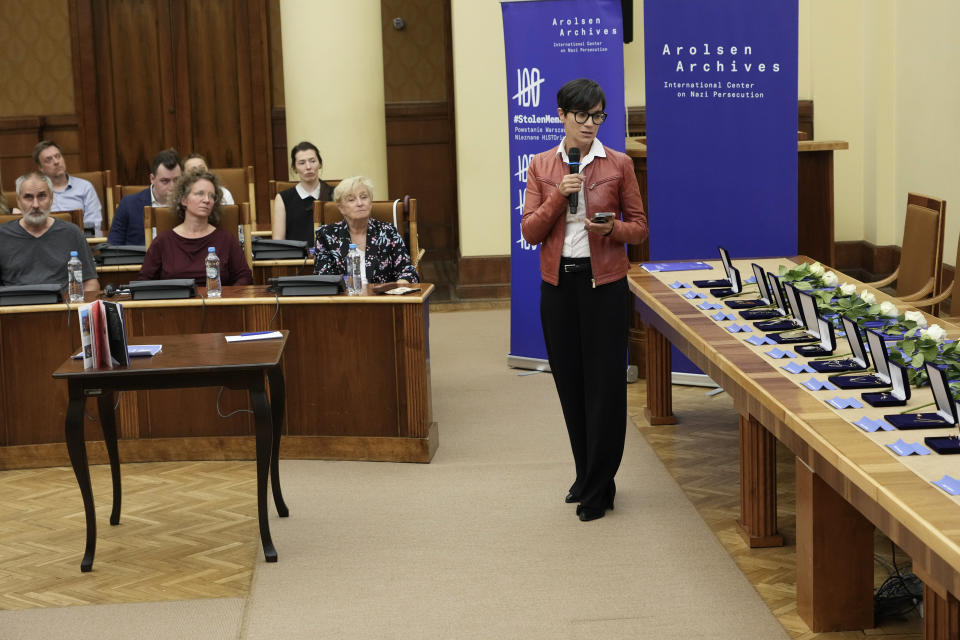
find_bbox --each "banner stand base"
[672,372,717,388]
[507,355,550,372]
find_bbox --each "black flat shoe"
[564,492,579,504]
[576,504,606,522]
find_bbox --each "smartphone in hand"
[591,212,614,224]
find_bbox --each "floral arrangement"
[782,261,956,395]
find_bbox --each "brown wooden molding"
[0,427,439,470]
[628,99,813,139]
[454,255,511,300]
[458,255,510,285]
[385,101,450,119]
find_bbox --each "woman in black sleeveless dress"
[272,141,334,243]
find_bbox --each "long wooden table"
[630,257,960,638]
[0,284,436,469]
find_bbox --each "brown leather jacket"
[521,144,648,286]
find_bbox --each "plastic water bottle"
[347,243,363,295]
[67,251,84,302]
[205,247,222,297]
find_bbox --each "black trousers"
[540,266,630,510]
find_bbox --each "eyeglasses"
[569,110,608,125]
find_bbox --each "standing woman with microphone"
[521,78,648,522]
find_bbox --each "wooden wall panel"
[183,1,244,168]
[0,0,75,118]
[68,0,276,218]
[381,0,459,262]
[0,116,82,190]
[104,0,170,183]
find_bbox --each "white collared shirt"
[556,137,606,258]
[296,183,322,200]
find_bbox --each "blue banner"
[502,0,626,365]
[644,0,798,377]
[644,0,798,261]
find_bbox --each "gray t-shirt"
[0,218,98,286]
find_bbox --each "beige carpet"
[0,308,787,639]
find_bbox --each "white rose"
[822,271,838,287]
[859,290,876,305]
[809,262,825,276]
[904,310,928,328]
[839,283,857,296]
[879,301,899,317]
[921,324,947,342]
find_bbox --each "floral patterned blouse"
[313,218,419,283]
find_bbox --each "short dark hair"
[151,148,182,176]
[184,152,207,165]
[169,170,222,226]
[33,140,61,165]
[556,78,606,113]
[290,141,322,169]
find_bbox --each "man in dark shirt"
[107,148,182,246]
[0,172,98,290]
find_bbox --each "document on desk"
[225,331,283,342]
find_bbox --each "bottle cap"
[70,250,78,257]
[208,247,215,252]
[349,243,357,249]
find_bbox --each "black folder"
[128,279,197,300]
[0,283,63,306]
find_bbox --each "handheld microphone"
[567,147,580,214]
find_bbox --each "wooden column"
[736,414,783,548]
[796,459,874,632]
[643,324,676,425]
[923,584,960,640]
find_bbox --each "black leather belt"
[560,258,591,273]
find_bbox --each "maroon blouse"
[138,228,252,286]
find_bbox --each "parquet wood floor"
[0,461,257,610]
[0,382,927,639]
[629,382,923,639]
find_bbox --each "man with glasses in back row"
[521,78,648,522]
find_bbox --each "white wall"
[282,2,960,264]
[280,0,389,195]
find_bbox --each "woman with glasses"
[521,78,648,522]
[272,141,334,243]
[139,171,252,286]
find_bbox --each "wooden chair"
[263,179,341,238]
[2,190,17,209]
[211,166,255,221]
[144,203,253,268]
[911,231,960,320]
[867,193,946,301]
[267,178,341,202]
[0,210,84,228]
[72,170,115,218]
[320,196,424,268]
[113,184,149,208]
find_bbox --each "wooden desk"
[1,284,436,469]
[96,260,317,287]
[52,332,289,571]
[630,257,960,637]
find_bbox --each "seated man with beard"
[0,172,99,291]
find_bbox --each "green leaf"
[900,339,916,356]
[911,353,926,368]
